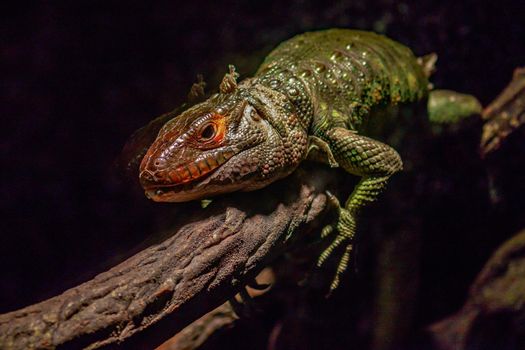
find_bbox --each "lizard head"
[139,68,308,202]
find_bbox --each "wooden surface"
[0,166,332,350]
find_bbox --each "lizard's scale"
[138,29,479,292]
[255,29,428,133]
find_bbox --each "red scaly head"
[139,66,309,202]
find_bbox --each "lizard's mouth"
[143,172,219,202]
[140,147,240,202]
[143,181,199,202]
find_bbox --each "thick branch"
[0,166,332,350]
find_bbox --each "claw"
[316,204,357,293]
[325,190,341,208]
[317,235,346,267]
[330,244,353,292]
[321,224,334,238]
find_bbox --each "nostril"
[153,157,167,169]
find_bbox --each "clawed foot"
[317,191,357,293]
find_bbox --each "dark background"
[1,0,524,348]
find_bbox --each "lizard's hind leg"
[318,127,402,292]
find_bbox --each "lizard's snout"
[138,168,160,186]
[139,145,172,188]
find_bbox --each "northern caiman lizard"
[138,29,481,290]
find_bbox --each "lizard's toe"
[316,206,357,292]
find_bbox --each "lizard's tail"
[417,53,483,124]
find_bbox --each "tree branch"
[155,267,275,350]
[0,166,333,350]
[156,302,238,350]
[428,229,525,349]
[481,66,525,156]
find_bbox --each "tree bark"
[428,229,525,350]
[0,165,333,350]
[481,66,525,156]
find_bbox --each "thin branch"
[156,268,275,350]
[481,66,525,156]
[156,302,238,350]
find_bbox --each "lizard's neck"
[253,68,315,132]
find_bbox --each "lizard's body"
[256,29,428,134]
[138,29,480,290]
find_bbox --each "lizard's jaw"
[143,181,203,202]
[142,172,221,202]
[141,149,235,185]
[140,148,242,202]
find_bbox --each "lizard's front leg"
[318,127,402,291]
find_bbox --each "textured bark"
[0,166,332,350]
[481,66,525,156]
[428,229,525,350]
[156,268,275,350]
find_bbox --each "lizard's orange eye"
[198,123,217,141]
